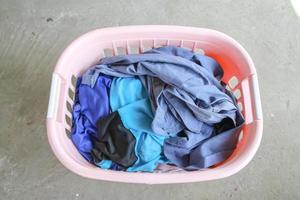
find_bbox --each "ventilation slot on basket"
[68,88,75,101]
[71,75,77,88]
[65,115,72,127]
[228,76,239,89]
[233,89,241,99]
[194,48,205,55]
[238,130,243,142]
[225,85,231,91]
[64,75,78,137]
[237,102,243,112]
[65,112,72,138]
[182,41,195,50]
[104,48,114,57]
[154,40,168,48]
[168,40,182,47]
[65,128,71,137]
[129,45,140,54]
[117,47,127,55]
[66,101,72,113]
[142,44,153,52]
[141,40,154,52]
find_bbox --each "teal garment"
[97,160,113,169]
[110,77,168,172]
[110,77,147,109]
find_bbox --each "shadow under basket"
[46,25,263,184]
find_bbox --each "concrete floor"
[1,0,300,199]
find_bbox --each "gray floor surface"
[1,0,300,199]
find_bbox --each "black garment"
[91,111,137,168]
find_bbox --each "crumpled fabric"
[81,46,237,137]
[91,111,138,168]
[76,46,244,169]
[101,77,168,172]
[163,109,244,169]
[70,75,112,162]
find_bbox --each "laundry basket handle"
[47,73,63,120]
[249,74,263,120]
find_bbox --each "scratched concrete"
[0,0,300,199]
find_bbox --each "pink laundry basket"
[46,25,263,184]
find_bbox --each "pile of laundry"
[70,46,244,172]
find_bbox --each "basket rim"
[47,25,263,184]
